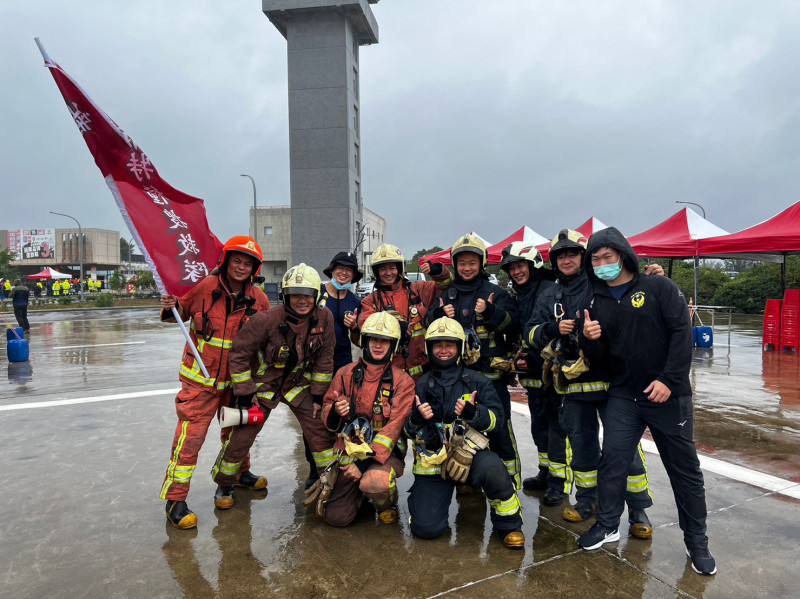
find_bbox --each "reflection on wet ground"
[2,309,800,598]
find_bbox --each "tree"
[136,270,155,290]
[713,256,800,313]
[0,248,19,281]
[407,246,444,273]
[120,238,132,261]
[108,270,126,292]
[668,260,732,305]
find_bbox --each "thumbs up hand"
[476,293,496,317]
[455,390,477,420]
[440,297,455,318]
[333,390,350,417]
[411,395,433,426]
[583,309,602,340]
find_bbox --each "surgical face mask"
[594,260,622,281]
[331,280,351,290]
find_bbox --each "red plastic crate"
[763,299,782,351]
[781,290,799,352]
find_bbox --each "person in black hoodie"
[428,234,521,488]
[499,242,555,491]
[577,227,716,577]
[525,229,654,536]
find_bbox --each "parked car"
[356,280,375,298]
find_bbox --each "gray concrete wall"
[284,10,365,275]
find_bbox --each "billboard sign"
[7,229,56,260]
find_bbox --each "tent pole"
[782,254,787,296]
[694,255,700,308]
[668,258,674,278]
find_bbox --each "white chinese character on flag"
[143,186,170,206]
[176,233,200,256]
[163,209,188,230]
[182,259,209,283]
[127,151,154,182]
[69,101,92,133]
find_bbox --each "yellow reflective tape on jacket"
[520,378,542,389]
[312,448,338,469]
[479,370,501,381]
[407,365,424,377]
[556,381,610,395]
[284,383,310,403]
[231,370,252,384]
[196,336,232,350]
[528,324,542,349]
[179,363,229,389]
[496,312,512,332]
[373,434,394,453]
[310,371,332,383]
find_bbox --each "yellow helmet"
[451,233,488,268]
[424,317,471,366]
[281,263,322,300]
[549,229,588,266]
[361,311,402,354]
[370,243,406,281]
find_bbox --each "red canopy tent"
[698,201,800,256]
[486,226,549,263]
[26,267,71,280]
[627,208,728,257]
[537,217,609,260]
[419,232,492,266]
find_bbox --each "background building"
[2,227,121,280]
[263,0,380,275]
[255,205,386,284]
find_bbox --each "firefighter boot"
[543,486,567,507]
[235,471,267,490]
[214,485,235,510]
[628,508,653,539]
[165,500,198,530]
[378,506,399,524]
[502,530,526,549]
[522,467,548,491]
[564,501,596,522]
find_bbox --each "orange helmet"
[218,236,263,277]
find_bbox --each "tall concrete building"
[263,0,379,274]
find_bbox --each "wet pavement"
[1,309,799,598]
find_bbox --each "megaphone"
[219,405,266,429]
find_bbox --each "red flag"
[36,39,223,297]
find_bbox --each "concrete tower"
[263,0,379,274]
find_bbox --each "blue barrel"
[6,326,23,341]
[7,338,29,362]
[692,326,698,347]
[696,326,713,348]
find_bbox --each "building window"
[265,226,273,236]
[274,265,284,276]
[353,68,359,99]
[354,142,360,173]
[353,104,359,136]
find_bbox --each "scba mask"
[594,260,622,282]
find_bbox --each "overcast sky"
[3,1,800,258]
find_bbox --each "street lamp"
[240,174,257,244]
[675,201,706,219]
[50,211,84,303]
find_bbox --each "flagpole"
[36,37,211,379]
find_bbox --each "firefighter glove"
[442,434,476,484]
[302,462,339,518]
[235,393,255,408]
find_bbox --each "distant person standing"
[52,280,61,297]
[2,278,10,298]
[10,280,30,333]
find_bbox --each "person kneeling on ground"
[405,317,524,549]
[311,311,415,526]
